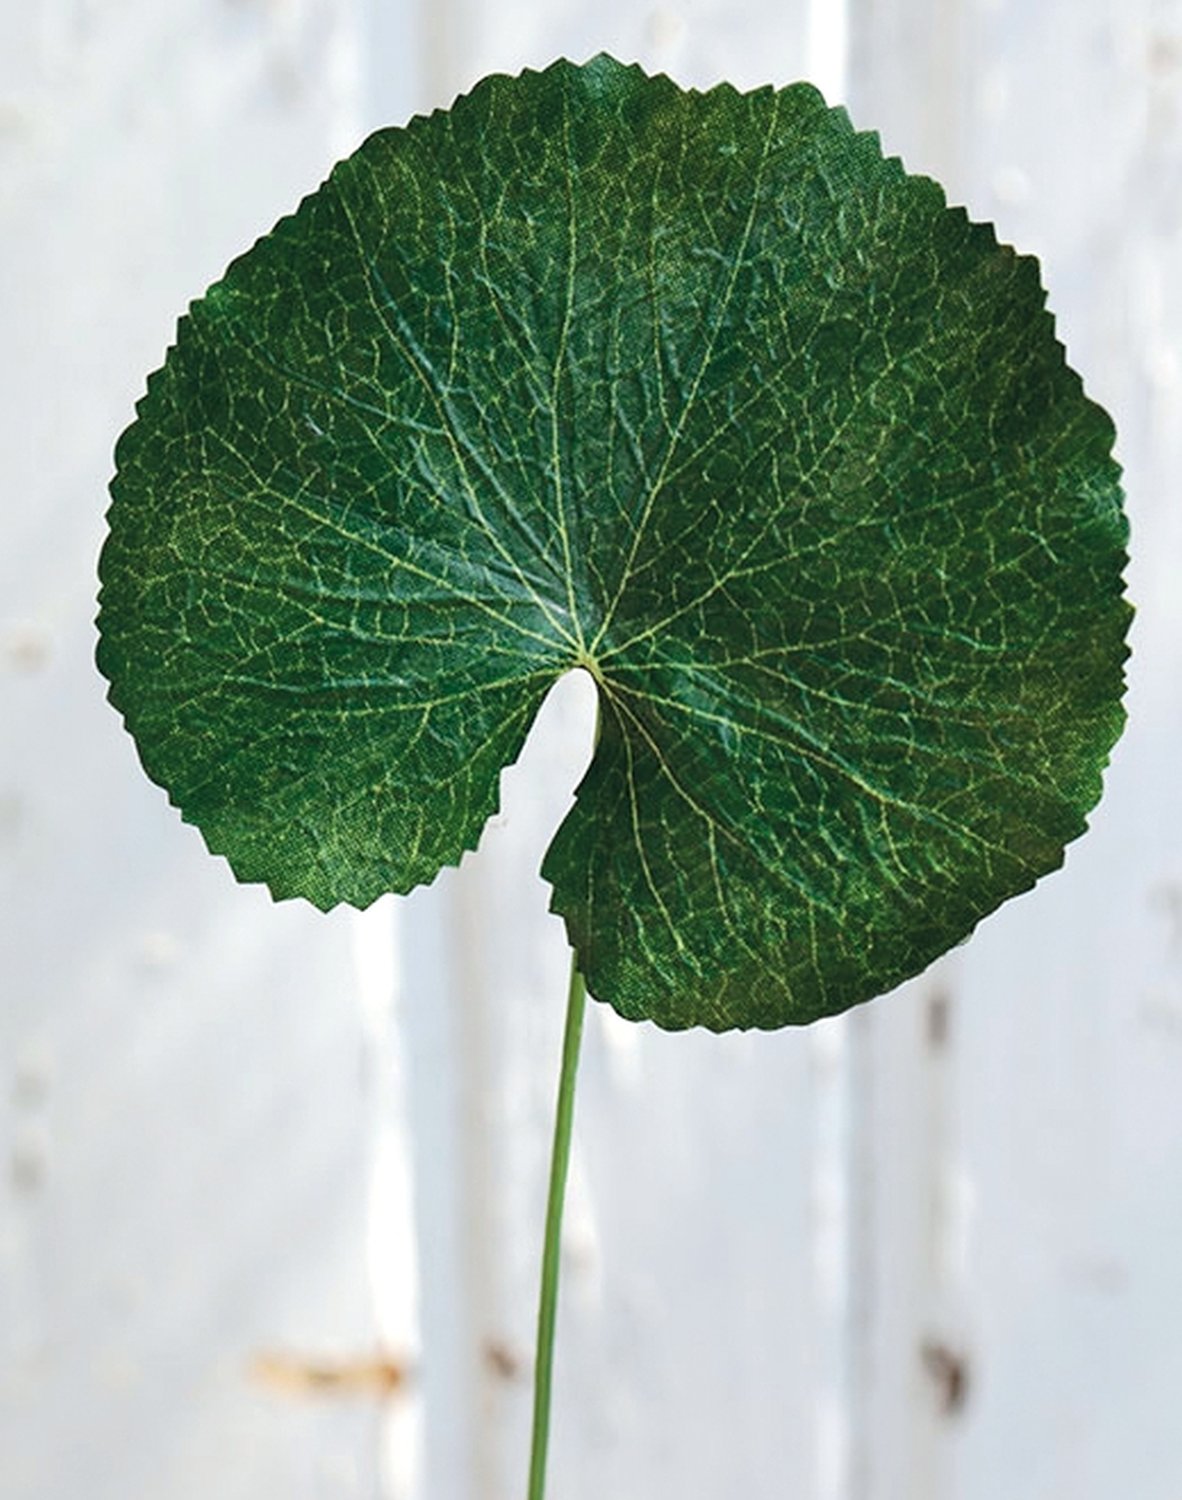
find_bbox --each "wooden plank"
[0,6,393,1498]
[847,1,1182,1495]
[950,2,1182,1493]
[379,10,873,1499]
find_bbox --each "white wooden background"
[2,1,1180,1497]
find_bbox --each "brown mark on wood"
[1149,33,1182,73]
[926,988,952,1050]
[250,1351,409,1399]
[483,1338,525,1380]
[921,1339,970,1416]
[10,1131,48,1195]
[1,624,51,674]
[1150,880,1182,954]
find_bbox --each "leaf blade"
[98,56,1129,1026]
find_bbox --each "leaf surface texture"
[98,57,1129,1029]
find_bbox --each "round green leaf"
[97,55,1129,1031]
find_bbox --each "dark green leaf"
[97,55,1129,1030]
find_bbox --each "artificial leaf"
[97,55,1129,1030]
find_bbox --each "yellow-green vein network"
[98,56,1130,1030]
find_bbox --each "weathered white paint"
[950,4,1182,1495]
[353,902,423,1500]
[848,4,1182,1496]
[0,5,396,1498]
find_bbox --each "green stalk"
[527,952,588,1500]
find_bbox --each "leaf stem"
[527,951,588,1500]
